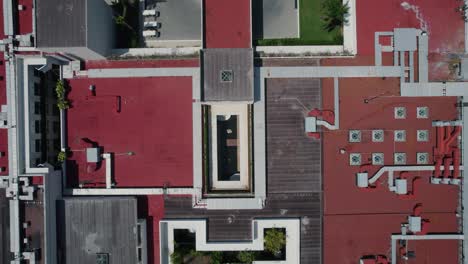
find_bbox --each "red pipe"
[308,108,322,117]
[413,203,423,217]
[444,126,461,151]
[436,126,445,155]
[434,158,442,178]
[443,158,452,178]
[415,220,430,235]
[452,147,461,178]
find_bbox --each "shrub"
[264,229,286,254]
[322,0,350,32]
[57,151,67,163]
[55,80,70,110]
[210,251,223,264]
[237,251,256,264]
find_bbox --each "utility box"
[305,117,317,133]
[394,28,417,52]
[395,179,408,194]
[356,173,369,188]
[408,216,422,233]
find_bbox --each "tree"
[112,0,136,32]
[322,0,350,32]
[264,229,286,255]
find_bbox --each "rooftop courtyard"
[66,76,193,188]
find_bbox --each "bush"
[322,0,349,32]
[55,80,70,110]
[210,251,223,264]
[264,229,286,254]
[57,151,67,163]
[237,251,256,264]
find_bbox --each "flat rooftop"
[66,76,193,188]
[57,197,138,264]
[204,0,252,48]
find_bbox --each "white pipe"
[65,187,195,196]
[368,165,464,184]
[391,234,463,264]
[102,153,112,189]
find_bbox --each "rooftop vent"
[96,253,109,264]
[220,70,233,83]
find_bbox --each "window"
[54,139,60,150]
[53,121,60,134]
[35,120,40,134]
[35,139,41,152]
[33,83,40,96]
[52,104,59,115]
[220,70,233,83]
[34,102,41,115]
[35,158,41,166]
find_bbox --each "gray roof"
[0,189,10,263]
[266,78,322,193]
[36,0,86,47]
[165,74,323,263]
[202,49,254,101]
[57,197,138,264]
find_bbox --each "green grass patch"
[254,0,343,46]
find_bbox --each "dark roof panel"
[36,0,86,47]
[202,48,254,101]
[58,197,138,264]
[0,189,10,263]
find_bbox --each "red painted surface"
[66,77,193,188]
[324,213,459,264]
[0,3,9,176]
[17,0,33,35]
[84,59,200,70]
[321,75,459,215]
[356,0,465,81]
[357,0,464,55]
[138,195,165,264]
[204,0,251,48]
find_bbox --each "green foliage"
[114,15,125,25]
[55,80,70,110]
[209,251,223,264]
[237,251,256,264]
[57,151,67,163]
[264,229,286,254]
[322,0,350,32]
[170,243,187,264]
